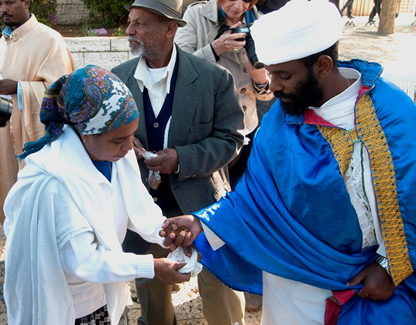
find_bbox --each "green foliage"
[0,0,57,30]
[114,27,126,36]
[80,0,130,29]
[30,0,58,26]
[81,20,98,36]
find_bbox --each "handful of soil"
[164,224,189,238]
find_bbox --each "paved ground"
[0,14,415,325]
[338,14,416,99]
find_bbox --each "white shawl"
[4,126,165,324]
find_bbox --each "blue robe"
[193,60,416,323]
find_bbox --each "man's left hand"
[0,79,18,95]
[144,148,179,174]
[347,262,395,300]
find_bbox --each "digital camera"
[231,26,250,42]
[217,24,264,69]
[0,97,13,128]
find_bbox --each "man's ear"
[314,55,333,78]
[166,21,178,39]
[24,0,30,10]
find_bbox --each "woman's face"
[220,0,252,23]
[81,117,139,162]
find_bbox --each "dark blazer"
[112,46,245,215]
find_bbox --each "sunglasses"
[229,0,255,3]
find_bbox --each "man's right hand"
[0,79,18,95]
[153,257,191,284]
[347,261,395,300]
[160,215,203,250]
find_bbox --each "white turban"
[250,0,343,65]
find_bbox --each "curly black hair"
[300,42,339,70]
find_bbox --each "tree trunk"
[378,0,398,34]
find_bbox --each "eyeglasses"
[229,0,255,3]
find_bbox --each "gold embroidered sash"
[317,93,412,286]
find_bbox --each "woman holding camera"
[175,0,273,180]
[176,0,273,139]
[175,0,273,312]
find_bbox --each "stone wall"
[65,37,132,71]
[56,0,91,25]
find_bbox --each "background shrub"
[0,0,58,30]
[30,0,59,26]
[80,0,131,28]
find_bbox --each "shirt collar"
[2,14,36,41]
[134,45,177,93]
[284,67,362,126]
[308,68,362,129]
[309,68,361,111]
[2,26,14,38]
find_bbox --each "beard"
[2,15,18,27]
[4,21,18,27]
[274,67,324,116]
[128,36,159,61]
[128,36,148,56]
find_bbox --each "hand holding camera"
[0,79,18,96]
[211,21,246,56]
[0,79,17,128]
[213,22,264,69]
[0,96,13,128]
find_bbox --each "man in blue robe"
[161,0,416,323]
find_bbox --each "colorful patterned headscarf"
[19,65,139,159]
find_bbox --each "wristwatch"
[255,82,267,88]
[253,79,270,93]
[375,255,391,277]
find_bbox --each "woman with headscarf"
[3,66,190,325]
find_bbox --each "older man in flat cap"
[161,0,416,324]
[111,0,246,324]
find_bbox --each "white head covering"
[250,0,343,65]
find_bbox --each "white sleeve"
[59,231,155,283]
[129,216,168,249]
[201,221,225,251]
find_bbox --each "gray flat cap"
[125,0,187,27]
